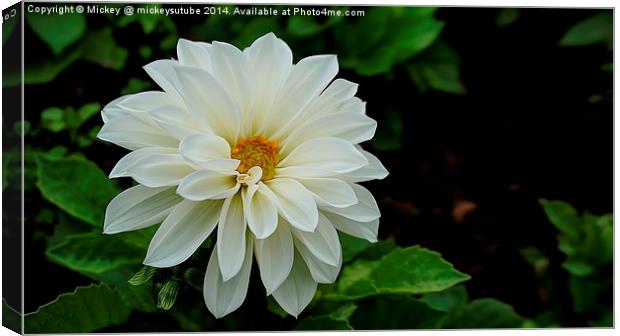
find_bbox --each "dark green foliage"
[36,155,118,228]
[324,246,470,301]
[25,284,131,333]
[559,11,612,48]
[26,12,86,54]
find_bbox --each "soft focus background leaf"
[296,303,356,330]
[496,8,520,27]
[442,298,524,328]
[559,11,612,48]
[407,41,466,94]
[36,155,118,227]
[419,284,468,312]
[46,232,144,274]
[336,8,444,76]
[25,283,131,333]
[339,233,373,262]
[350,296,446,329]
[81,28,129,70]
[26,13,86,54]
[325,246,470,301]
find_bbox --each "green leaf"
[581,212,613,265]
[496,8,520,27]
[351,296,446,329]
[129,266,158,286]
[568,275,610,313]
[339,232,373,262]
[41,107,66,133]
[81,28,128,70]
[286,15,343,38]
[77,103,102,127]
[539,199,581,241]
[407,41,466,94]
[10,47,82,86]
[559,11,612,48]
[25,283,131,333]
[84,267,157,313]
[562,260,594,277]
[267,296,289,318]
[601,63,613,73]
[355,238,398,261]
[442,298,524,328]
[338,8,444,76]
[157,280,180,310]
[46,212,92,248]
[36,155,118,227]
[288,17,324,37]
[296,303,356,330]
[26,12,86,54]
[46,232,144,275]
[139,45,153,58]
[420,284,468,313]
[159,33,177,50]
[234,17,282,48]
[324,246,470,301]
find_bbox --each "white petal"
[149,105,204,140]
[101,96,129,123]
[296,177,357,208]
[209,41,255,135]
[277,137,368,178]
[97,114,178,150]
[117,91,175,113]
[294,235,342,283]
[286,78,359,132]
[144,199,223,267]
[143,59,180,95]
[179,134,239,172]
[281,112,376,155]
[109,147,176,178]
[321,183,380,222]
[128,154,193,187]
[177,170,239,201]
[242,182,278,239]
[172,66,241,144]
[308,78,359,116]
[204,234,253,318]
[323,211,379,243]
[177,38,211,70]
[339,149,389,183]
[263,55,338,137]
[272,250,318,318]
[293,212,341,267]
[217,193,247,281]
[103,186,182,234]
[244,33,293,134]
[254,219,294,295]
[264,178,318,232]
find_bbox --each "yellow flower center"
[231,135,279,181]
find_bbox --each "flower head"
[99,32,388,318]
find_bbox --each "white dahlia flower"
[98,32,388,318]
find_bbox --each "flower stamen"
[231,136,279,181]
